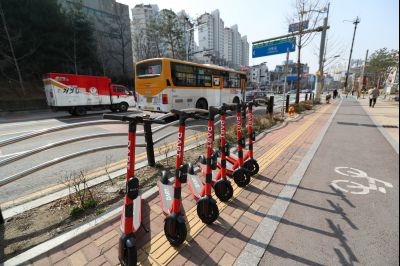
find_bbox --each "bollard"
[285,94,290,113]
[268,96,274,115]
[305,93,308,101]
[0,207,4,224]
[143,121,156,167]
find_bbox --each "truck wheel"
[195,99,208,110]
[74,107,87,116]
[68,108,75,115]
[119,102,128,112]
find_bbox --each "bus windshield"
[137,61,162,78]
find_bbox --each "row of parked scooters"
[103,100,260,266]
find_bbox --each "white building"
[196,9,249,67]
[241,36,249,67]
[248,62,269,88]
[223,27,233,63]
[231,25,242,66]
[131,4,159,61]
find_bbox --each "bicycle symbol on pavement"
[331,167,393,195]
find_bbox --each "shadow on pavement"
[262,245,324,266]
[0,223,4,263]
[327,219,359,265]
[244,181,358,230]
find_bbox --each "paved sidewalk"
[18,102,338,266]
[357,96,399,145]
[260,97,399,265]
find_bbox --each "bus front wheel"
[196,99,208,110]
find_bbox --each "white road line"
[235,99,343,266]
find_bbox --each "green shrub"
[70,206,84,217]
[95,208,105,215]
[83,199,97,209]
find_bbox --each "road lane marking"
[332,166,393,195]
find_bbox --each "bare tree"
[108,4,132,76]
[0,1,25,95]
[288,0,326,103]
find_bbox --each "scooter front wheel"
[214,179,233,202]
[197,197,219,224]
[164,215,187,246]
[119,234,137,266]
[244,159,260,176]
[233,168,251,187]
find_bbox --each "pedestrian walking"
[333,89,338,99]
[368,87,380,108]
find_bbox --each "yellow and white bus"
[135,58,247,112]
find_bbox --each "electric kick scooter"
[226,100,260,176]
[217,102,251,187]
[103,113,164,266]
[157,109,205,245]
[184,107,220,224]
[192,104,236,202]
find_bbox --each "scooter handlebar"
[170,109,208,120]
[103,113,143,122]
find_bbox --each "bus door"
[212,75,222,106]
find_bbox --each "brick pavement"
[26,101,338,266]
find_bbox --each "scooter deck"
[133,196,142,231]
[198,161,219,179]
[157,181,175,215]
[187,173,204,200]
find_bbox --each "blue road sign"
[252,38,296,58]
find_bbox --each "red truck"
[43,73,136,116]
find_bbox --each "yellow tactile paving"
[138,106,329,265]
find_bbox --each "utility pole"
[316,3,330,102]
[359,49,369,98]
[295,3,305,104]
[282,49,290,117]
[344,17,361,94]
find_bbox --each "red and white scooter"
[103,114,164,266]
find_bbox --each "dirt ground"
[0,111,281,262]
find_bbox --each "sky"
[117,0,399,73]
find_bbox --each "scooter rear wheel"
[164,215,187,246]
[233,168,251,187]
[197,198,219,224]
[244,159,260,176]
[214,179,233,202]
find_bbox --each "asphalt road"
[260,98,399,265]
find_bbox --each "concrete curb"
[235,100,343,265]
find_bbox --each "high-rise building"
[198,12,214,52]
[223,27,233,63]
[241,36,249,67]
[59,0,134,77]
[131,4,159,61]
[211,10,224,58]
[231,25,242,66]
